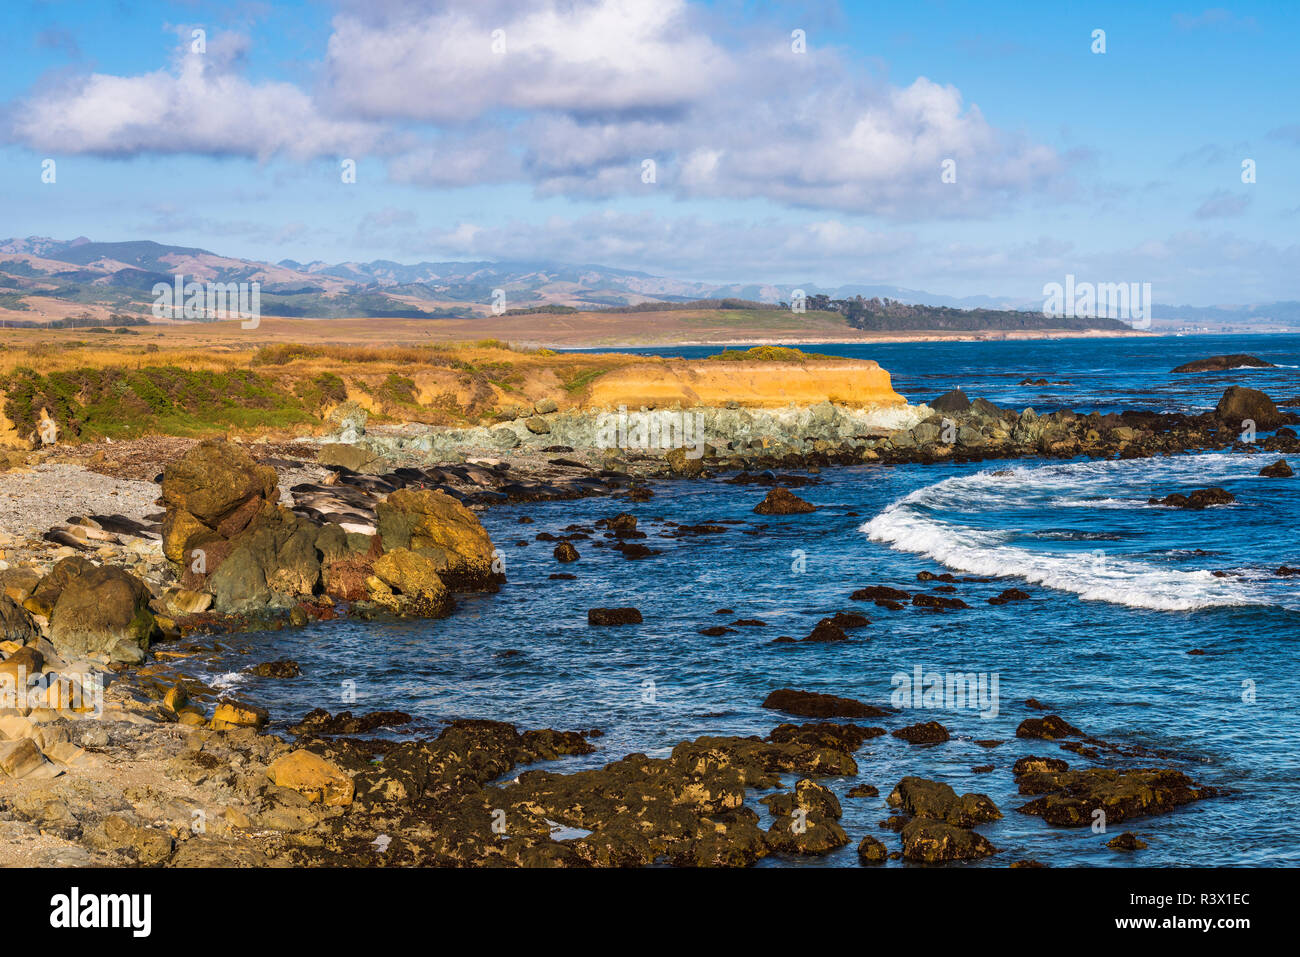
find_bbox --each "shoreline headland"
[0,338,1296,867]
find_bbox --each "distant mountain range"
[0,236,1294,330]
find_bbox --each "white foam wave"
[860,454,1276,612]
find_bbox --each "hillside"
[1,235,1147,335]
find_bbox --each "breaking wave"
[861,455,1287,612]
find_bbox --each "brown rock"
[1015,714,1082,740]
[754,487,817,515]
[211,699,269,730]
[1215,386,1288,429]
[1107,831,1149,851]
[587,607,642,626]
[891,721,950,744]
[371,547,452,617]
[886,776,1001,826]
[857,834,888,864]
[267,750,355,806]
[900,818,996,862]
[761,688,889,719]
[48,564,156,663]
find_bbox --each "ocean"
[188,333,1300,867]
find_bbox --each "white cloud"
[322,1,1066,217]
[325,0,726,123]
[12,34,379,160]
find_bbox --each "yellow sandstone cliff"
[582,359,904,410]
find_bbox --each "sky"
[0,0,1296,304]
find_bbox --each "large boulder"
[1216,386,1287,430]
[161,440,278,564]
[23,556,95,618]
[376,489,501,591]
[206,513,323,614]
[48,563,156,663]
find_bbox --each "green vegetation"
[807,295,1131,332]
[3,365,316,439]
[292,371,348,410]
[707,345,839,362]
[561,365,613,393]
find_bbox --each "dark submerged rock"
[761,688,889,719]
[587,607,643,626]
[1172,354,1275,373]
[891,721,950,745]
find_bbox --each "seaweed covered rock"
[886,776,1001,827]
[753,487,817,515]
[900,818,996,862]
[1015,767,1219,826]
[761,688,889,719]
[857,834,888,864]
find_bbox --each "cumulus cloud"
[10,31,379,160]
[326,0,726,122]
[324,0,1065,216]
[4,0,1066,219]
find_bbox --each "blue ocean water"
[190,334,1300,867]
[585,331,1300,414]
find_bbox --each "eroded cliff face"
[582,359,905,410]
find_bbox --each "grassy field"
[0,318,865,445]
[0,310,1141,445]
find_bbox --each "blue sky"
[1,0,1296,303]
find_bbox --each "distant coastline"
[545,327,1158,350]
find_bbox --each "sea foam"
[861,455,1279,612]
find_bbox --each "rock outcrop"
[158,440,500,622]
[1216,386,1287,430]
[376,489,501,592]
[753,487,817,515]
[1172,354,1275,373]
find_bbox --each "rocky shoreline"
[0,379,1294,867]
